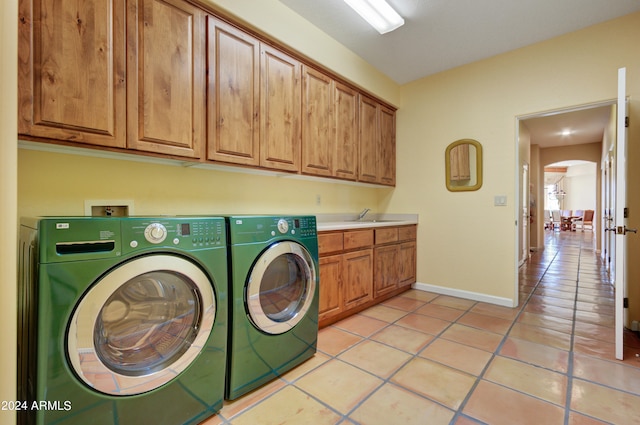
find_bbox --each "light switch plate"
[494,195,507,206]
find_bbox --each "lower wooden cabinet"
[343,249,374,310]
[374,244,399,298]
[318,225,416,327]
[318,255,343,320]
[399,241,417,286]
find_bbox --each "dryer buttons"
[144,223,167,244]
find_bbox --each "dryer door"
[67,254,215,395]
[246,241,317,334]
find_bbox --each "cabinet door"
[260,44,301,172]
[207,17,260,166]
[18,0,126,148]
[127,0,205,158]
[334,82,359,180]
[374,245,399,298]
[343,249,373,310]
[358,95,378,183]
[450,144,471,181]
[379,104,396,186]
[399,241,417,287]
[302,66,333,176]
[318,254,343,323]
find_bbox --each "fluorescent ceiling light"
[344,0,405,34]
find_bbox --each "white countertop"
[315,213,418,231]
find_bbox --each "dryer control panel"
[228,216,317,244]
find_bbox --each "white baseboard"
[411,282,516,308]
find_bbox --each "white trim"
[411,282,516,308]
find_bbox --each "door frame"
[515,98,616,306]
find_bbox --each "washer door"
[67,255,215,396]
[246,241,317,335]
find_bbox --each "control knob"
[277,219,289,234]
[144,223,167,244]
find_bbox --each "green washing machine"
[17,217,228,425]
[226,216,319,400]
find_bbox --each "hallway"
[206,230,640,424]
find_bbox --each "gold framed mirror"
[445,139,483,192]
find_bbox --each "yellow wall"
[1,1,17,423]
[18,149,386,217]
[390,12,640,304]
[5,3,640,422]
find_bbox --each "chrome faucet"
[358,208,371,221]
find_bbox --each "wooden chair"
[580,210,594,231]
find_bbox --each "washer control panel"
[122,217,226,253]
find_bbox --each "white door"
[614,67,630,360]
[521,163,530,263]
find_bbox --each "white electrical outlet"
[316,195,321,206]
[85,200,135,216]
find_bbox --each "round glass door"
[246,242,317,334]
[67,255,215,396]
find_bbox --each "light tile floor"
[203,231,640,424]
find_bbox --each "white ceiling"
[521,104,613,148]
[278,0,634,150]
[278,0,640,85]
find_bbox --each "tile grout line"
[447,244,563,424]
[562,237,582,425]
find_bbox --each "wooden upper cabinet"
[302,68,359,180]
[18,0,126,147]
[358,95,379,183]
[207,17,260,166]
[302,66,333,177]
[358,95,396,186]
[260,44,301,172]
[18,0,394,183]
[333,82,359,180]
[379,104,396,186]
[126,0,205,158]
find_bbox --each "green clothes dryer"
[18,217,228,425]
[226,216,319,400]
